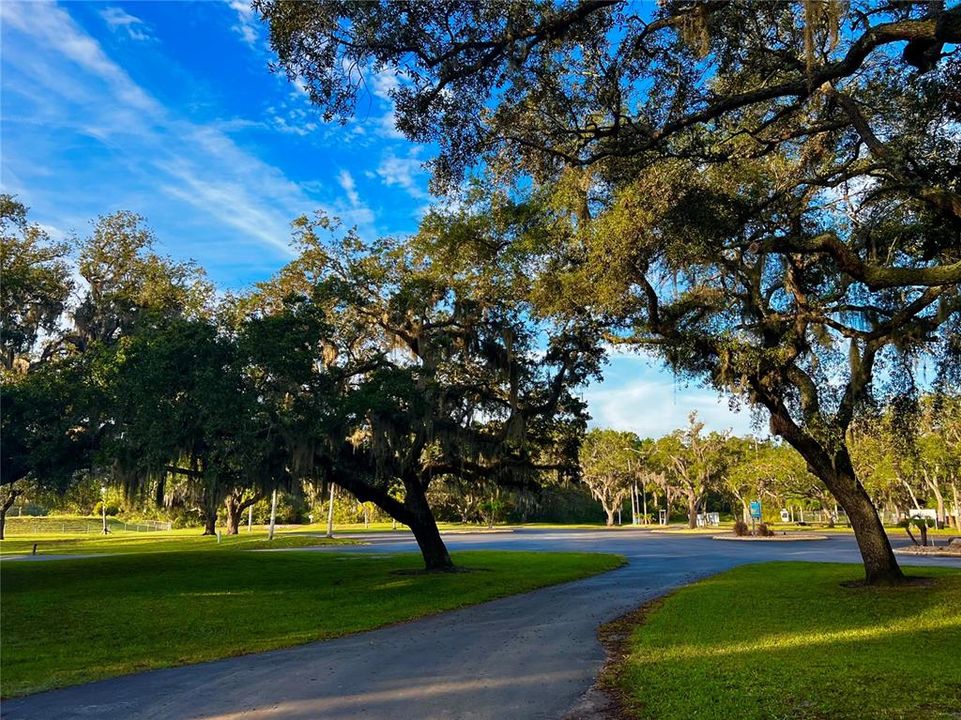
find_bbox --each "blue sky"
[0,0,758,438]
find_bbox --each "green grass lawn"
[0,549,623,697]
[611,562,961,720]
[0,528,349,555]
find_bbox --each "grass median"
[609,561,961,720]
[0,528,349,556]
[1,549,623,697]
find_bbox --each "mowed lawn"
[1,550,623,696]
[612,562,961,720]
[0,529,349,555]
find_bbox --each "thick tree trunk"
[0,487,21,541]
[201,511,217,536]
[819,469,903,584]
[604,506,615,526]
[224,492,262,535]
[321,450,452,571]
[225,499,241,535]
[404,481,453,571]
[687,493,697,529]
[771,412,904,585]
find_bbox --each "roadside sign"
[780,509,791,523]
[749,500,762,520]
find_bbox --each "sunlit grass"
[0,528,349,555]
[614,562,961,720]
[0,550,623,697]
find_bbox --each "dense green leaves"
[0,195,73,373]
[257,0,961,581]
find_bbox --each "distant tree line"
[5,1,961,586]
[578,407,961,530]
[1,197,600,569]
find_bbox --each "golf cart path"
[3,530,957,720]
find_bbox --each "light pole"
[100,484,110,535]
[326,483,336,538]
[268,488,278,541]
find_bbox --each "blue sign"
[749,501,762,520]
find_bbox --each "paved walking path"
[2,530,956,720]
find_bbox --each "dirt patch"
[389,566,491,576]
[562,599,665,720]
[839,576,936,589]
[712,533,829,542]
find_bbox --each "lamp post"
[326,483,336,539]
[100,484,110,535]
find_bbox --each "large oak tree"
[244,216,601,569]
[259,0,961,583]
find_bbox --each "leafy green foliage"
[0,195,72,373]
[580,428,639,525]
[257,0,961,581]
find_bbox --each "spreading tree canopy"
[240,216,601,569]
[259,0,961,583]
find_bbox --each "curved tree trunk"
[767,405,904,584]
[951,482,960,531]
[0,487,21,541]
[405,480,453,571]
[224,491,263,535]
[774,416,903,584]
[834,474,902,581]
[604,506,615,526]
[319,451,453,571]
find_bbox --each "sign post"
[749,500,762,533]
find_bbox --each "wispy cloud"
[0,1,326,268]
[335,169,376,231]
[225,0,260,49]
[376,150,428,200]
[226,0,260,48]
[337,170,361,208]
[583,355,762,438]
[100,7,153,42]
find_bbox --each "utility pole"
[326,483,336,538]
[268,489,278,541]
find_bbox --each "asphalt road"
[2,529,957,720]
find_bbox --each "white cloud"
[585,379,760,438]
[337,170,361,207]
[225,0,259,49]
[376,108,405,139]
[0,1,327,261]
[335,169,376,231]
[100,7,153,41]
[376,151,428,199]
[369,69,400,101]
[583,355,762,438]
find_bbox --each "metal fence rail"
[3,517,173,534]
